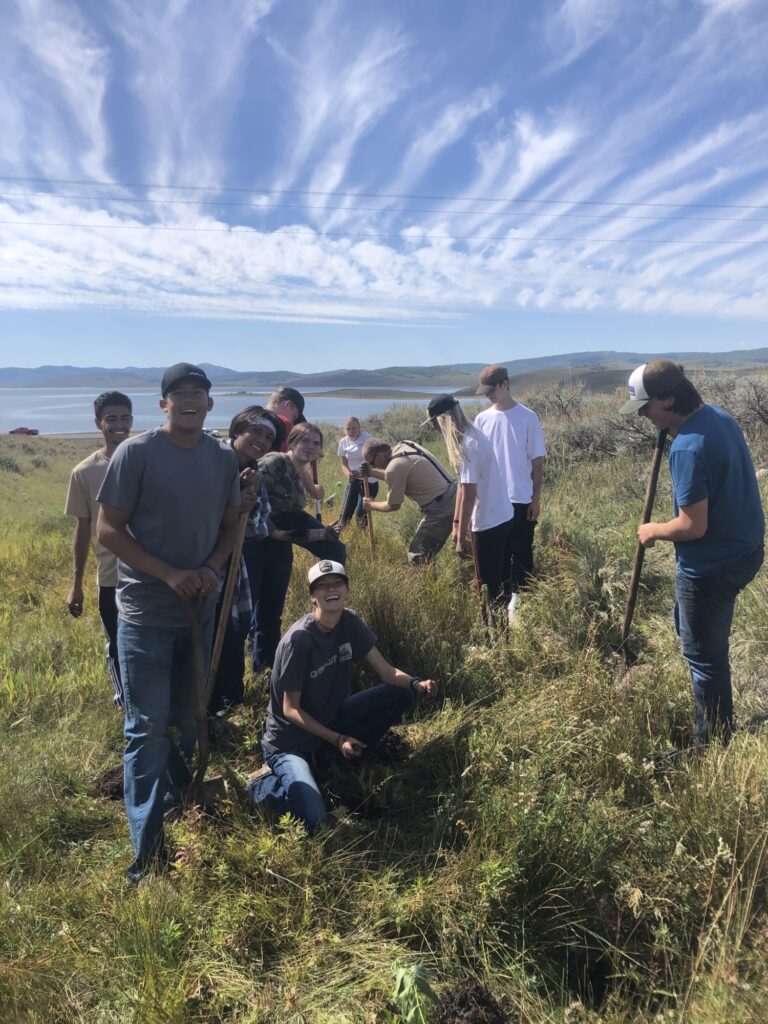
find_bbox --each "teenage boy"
[65,391,133,707]
[97,362,241,882]
[361,438,457,564]
[247,559,437,832]
[620,360,764,747]
[474,364,546,612]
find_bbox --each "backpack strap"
[390,440,454,485]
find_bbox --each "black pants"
[472,518,515,607]
[509,502,537,593]
[98,586,124,708]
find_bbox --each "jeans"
[339,478,379,526]
[118,615,214,874]
[98,585,124,708]
[291,509,347,564]
[246,684,415,832]
[245,535,294,673]
[674,546,763,746]
[509,502,537,593]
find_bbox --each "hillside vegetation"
[1,374,768,1023]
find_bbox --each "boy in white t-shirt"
[473,365,546,597]
[337,416,378,526]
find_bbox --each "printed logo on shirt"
[338,642,352,662]
[310,653,338,679]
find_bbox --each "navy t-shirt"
[670,405,764,577]
[262,609,376,755]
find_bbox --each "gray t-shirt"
[262,609,376,755]
[97,427,240,627]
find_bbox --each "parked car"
[9,427,39,435]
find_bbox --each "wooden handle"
[206,505,250,696]
[362,476,376,554]
[311,460,322,522]
[621,428,668,646]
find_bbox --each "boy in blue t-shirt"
[621,360,764,746]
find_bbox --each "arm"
[364,498,401,513]
[66,517,92,616]
[97,504,213,599]
[529,456,544,521]
[202,505,241,573]
[363,646,437,697]
[637,499,708,548]
[300,463,324,500]
[340,455,354,480]
[452,483,476,556]
[282,690,366,758]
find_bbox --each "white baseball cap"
[307,560,349,589]
[619,364,651,414]
[620,361,688,415]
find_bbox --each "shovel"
[362,476,376,554]
[311,460,322,522]
[619,427,668,664]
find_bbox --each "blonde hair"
[436,403,476,473]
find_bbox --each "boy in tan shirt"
[64,390,133,706]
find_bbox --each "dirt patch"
[431,980,510,1024]
[89,764,123,801]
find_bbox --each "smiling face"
[310,575,349,617]
[160,382,213,434]
[95,404,133,452]
[292,430,323,463]
[345,419,361,440]
[233,422,276,465]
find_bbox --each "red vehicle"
[9,427,39,436]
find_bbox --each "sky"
[1,0,767,372]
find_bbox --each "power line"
[1,218,766,245]
[1,189,766,225]
[0,173,765,211]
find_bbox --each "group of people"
[64,357,764,882]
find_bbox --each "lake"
[0,386,446,435]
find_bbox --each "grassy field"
[1,377,768,1023]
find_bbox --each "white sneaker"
[507,593,519,624]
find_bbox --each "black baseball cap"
[420,393,459,427]
[161,362,212,396]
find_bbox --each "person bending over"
[246,560,437,832]
[361,438,457,565]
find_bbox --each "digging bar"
[362,476,376,554]
[620,427,668,663]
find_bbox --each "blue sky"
[1,0,767,371]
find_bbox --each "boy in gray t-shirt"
[97,362,241,883]
[248,559,438,833]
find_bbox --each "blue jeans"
[245,535,293,672]
[339,478,379,526]
[118,616,214,874]
[246,684,415,832]
[674,546,763,746]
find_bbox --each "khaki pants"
[407,481,457,565]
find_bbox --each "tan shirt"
[64,450,118,587]
[385,441,454,509]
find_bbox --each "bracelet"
[410,676,422,694]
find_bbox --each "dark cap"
[475,363,509,395]
[161,362,212,396]
[420,393,459,427]
[619,360,688,414]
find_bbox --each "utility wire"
[0,173,765,211]
[1,189,766,224]
[1,218,766,245]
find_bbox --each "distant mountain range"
[1,349,767,390]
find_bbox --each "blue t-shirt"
[670,405,764,577]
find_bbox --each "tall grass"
[1,379,767,1024]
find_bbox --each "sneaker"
[507,593,519,624]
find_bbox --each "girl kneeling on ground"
[246,560,437,832]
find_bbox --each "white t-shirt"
[458,431,513,533]
[337,431,375,483]
[473,403,546,505]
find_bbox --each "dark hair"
[287,422,323,451]
[228,405,285,450]
[94,391,132,419]
[645,360,703,415]
[268,387,306,416]
[362,438,392,462]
